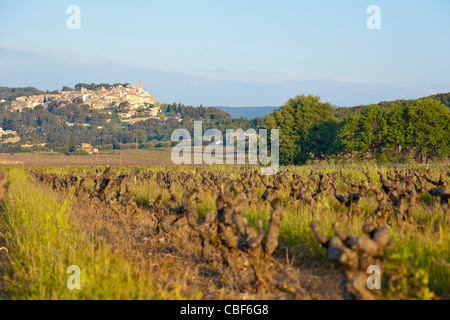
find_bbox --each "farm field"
[0,163,448,300]
[0,150,173,166]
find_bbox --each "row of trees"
[334,92,450,120]
[163,103,232,120]
[265,95,449,165]
[73,83,130,91]
[338,99,449,163]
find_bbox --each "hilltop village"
[0,80,262,155]
[0,79,185,152]
[7,79,165,122]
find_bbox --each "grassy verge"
[1,168,185,300]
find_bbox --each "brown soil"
[0,150,173,167]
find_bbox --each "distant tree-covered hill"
[334,92,450,120]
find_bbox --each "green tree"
[406,99,449,163]
[305,120,341,161]
[264,94,334,165]
[337,114,360,161]
[384,104,407,162]
[68,132,77,153]
[265,107,299,165]
[356,105,386,160]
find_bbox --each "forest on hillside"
[0,90,263,154]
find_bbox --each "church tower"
[139,78,143,92]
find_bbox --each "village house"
[0,127,20,144]
[77,143,99,155]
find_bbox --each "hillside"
[0,86,261,154]
[334,92,450,120]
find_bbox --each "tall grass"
[1,168,185,300]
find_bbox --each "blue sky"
[0,0,449,107]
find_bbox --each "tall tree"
[304,120,341,161]
[384,104,407,162]
[407,99,449,163]
[68,132,77,153]
[264,94,334,165]
[356,105,386,160]
[338,114,360,161]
